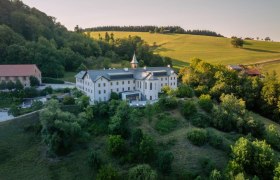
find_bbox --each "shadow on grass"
[243,48,280,53]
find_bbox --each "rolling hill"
[90,31,280,75]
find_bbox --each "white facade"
[75,55,177,103]
[75,67,178,103]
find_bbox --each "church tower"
[130,52,138,69]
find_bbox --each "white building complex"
[75,54,178,104]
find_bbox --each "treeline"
[83,26,224,37]
[0,0,171,78]
[179,58,280,123]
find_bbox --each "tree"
[0,81,7,90]
[265,37,271,41]
[88,150,102,170]
[139,135,155,162]
[110,92,119,100]
[274,163,280,180]
[231,38,244,48]
[76,95,90,109]
[6,80,15,90]
[29,76,40,86]
[128,164,157,180]
[40,99,89,155]
[15,79,23,90]
[157,151,174,174]
[96,165,119,180]
[63,96,75,105]
[107,135,125,156]
[210,169,222,180]
[8,104,20,117]
[176,84,194,98]
[227,137,276,179]
[105,32,110,42]
[198,94,213,113]
[180,100,197,118]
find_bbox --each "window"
[161,78,163,81]
[150,82,152,90]
[150,96,152,100]
[98,90,101,94]
[128,81,130,84]
[117,88,119,92]
[110,82,112,86]
[128,87,130,91]
[140,82,142,88]
[104,83,106,87]
[145,82,147,89]
[116,82,119,85]
[104,97,106,101]
[161,83,163,87]
[98,83,100,87]
[104,90,106,93]
[122,88,124,91]
[122,81,124,85]
[133,87,135,90]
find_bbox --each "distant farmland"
[90,31,280,76]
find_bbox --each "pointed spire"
[130,52,138,64]
[130,52,138,69]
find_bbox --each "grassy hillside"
[0,103,279,179]
[90,31,280,74]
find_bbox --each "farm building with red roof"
[0,64,41,87]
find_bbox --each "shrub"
[207,129,224,150]
[177,84,194,98]
[209,169,222,180]
[128,164,157,180]
[195,85,209,97]
[200,157,216,176]
[24,87,39,98]
[42,77,64,84]
[187,128,208,146]
[198,94,213,113]
[63,96,75,105]
[88,150,102,170]
[191,113,210,128]
[155,114,178,134]
[158,97,178,110]
[110,92,119,100]
[108,135,125,156]
[181,100,197,118]
[265,125,280,150]
[157,151,174,174]
[96,165,119,180]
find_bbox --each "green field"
[90,31,280,74]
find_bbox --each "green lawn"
[90,31,280,72]
[59,71,77,83]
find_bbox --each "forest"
[83,25,224,37]
[0,0,171,78]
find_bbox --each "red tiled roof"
[245,69,261,75]
[0,64,40,77]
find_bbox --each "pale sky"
[22,0,280,41]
